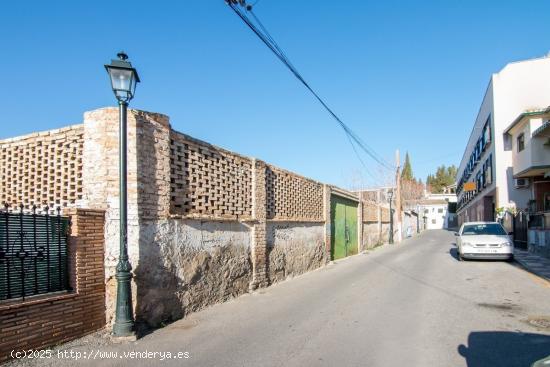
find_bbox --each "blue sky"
[1,1,549,189]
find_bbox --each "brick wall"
[0,125,84,210]
[0,209,105,361]
[0,107,392,330]
[169,131,253,220]
[380,207,391,223]
[363,202,379,222]
[266,165,324,221]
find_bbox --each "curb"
[513,255,550,283]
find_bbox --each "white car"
[455,221,514,261]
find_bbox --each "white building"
[404,193,457,230]
[420,193,457,230]
[456,55,550,225]
[504,108,550,212]
[504,108,550,257]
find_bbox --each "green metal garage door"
[330,195,358,260]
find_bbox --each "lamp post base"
[112,267,135,337]
[110,333,137,343]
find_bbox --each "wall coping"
[0,124,83,144]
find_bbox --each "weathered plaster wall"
[363,222,382,249]
[267,222,326,283]
[134,219,252,327]
[362,222,392,249]
[82,107,172,324]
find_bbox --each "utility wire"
[226,1,395,172]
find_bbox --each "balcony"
[505,112,550,178]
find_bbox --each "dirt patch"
[524,316,550,330]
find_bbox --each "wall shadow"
[458,331,550,367]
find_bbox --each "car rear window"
[461,223,507,236]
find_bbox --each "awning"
[533,121,550,138]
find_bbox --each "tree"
[399,152,424,200]
[401,152,413,181]
[401,178,425,200]
[426,164,457,193]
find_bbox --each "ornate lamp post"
[105,52,140,337]
[388,189,394,244]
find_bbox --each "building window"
[517,133,525,152]
[545,193,550,212]
[432,219,436,224]
[437,208,443,213]
[483,116,492,148]
[484,155,493,185]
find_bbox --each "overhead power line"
[225,0,395,173]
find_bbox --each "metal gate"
[0,206,70,301]
[330,195,358,260]
[512,211,528,249]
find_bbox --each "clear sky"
[1,1,549,189]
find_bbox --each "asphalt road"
[11,229,550,367]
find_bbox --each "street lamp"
[416,205,420,233]
[388,189,394,244]
[105,51,140,337]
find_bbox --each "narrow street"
[14,230,550,367]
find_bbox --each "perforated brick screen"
[266,166,324,221]
[0,126,84,209]
[169,132,253,219]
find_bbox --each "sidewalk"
[514,248,550,282]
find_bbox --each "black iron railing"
[0,204,71,301]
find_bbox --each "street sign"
[463,182,476,192]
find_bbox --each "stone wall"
[363,222,383,249]
[81,108,172,323]
[79,107,332,326]
[1,106,392,329]
[360,198,394,249]
[267,222,326,283]
[134,219,251,327]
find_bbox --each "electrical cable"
[226,1,396,174]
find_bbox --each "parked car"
[455,221,514,261]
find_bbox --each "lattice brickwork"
[266,166,324,221]
[169,131,253,219]
[0,126,84,209]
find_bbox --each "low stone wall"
[362,222,392,249]
[130,219,329,328]
[362,222,382,249]
[133,219,252,328]
[108,219,252,327]
[0,107,388,331]
[266,222,326,283]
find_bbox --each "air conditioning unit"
[514,178,530,189]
